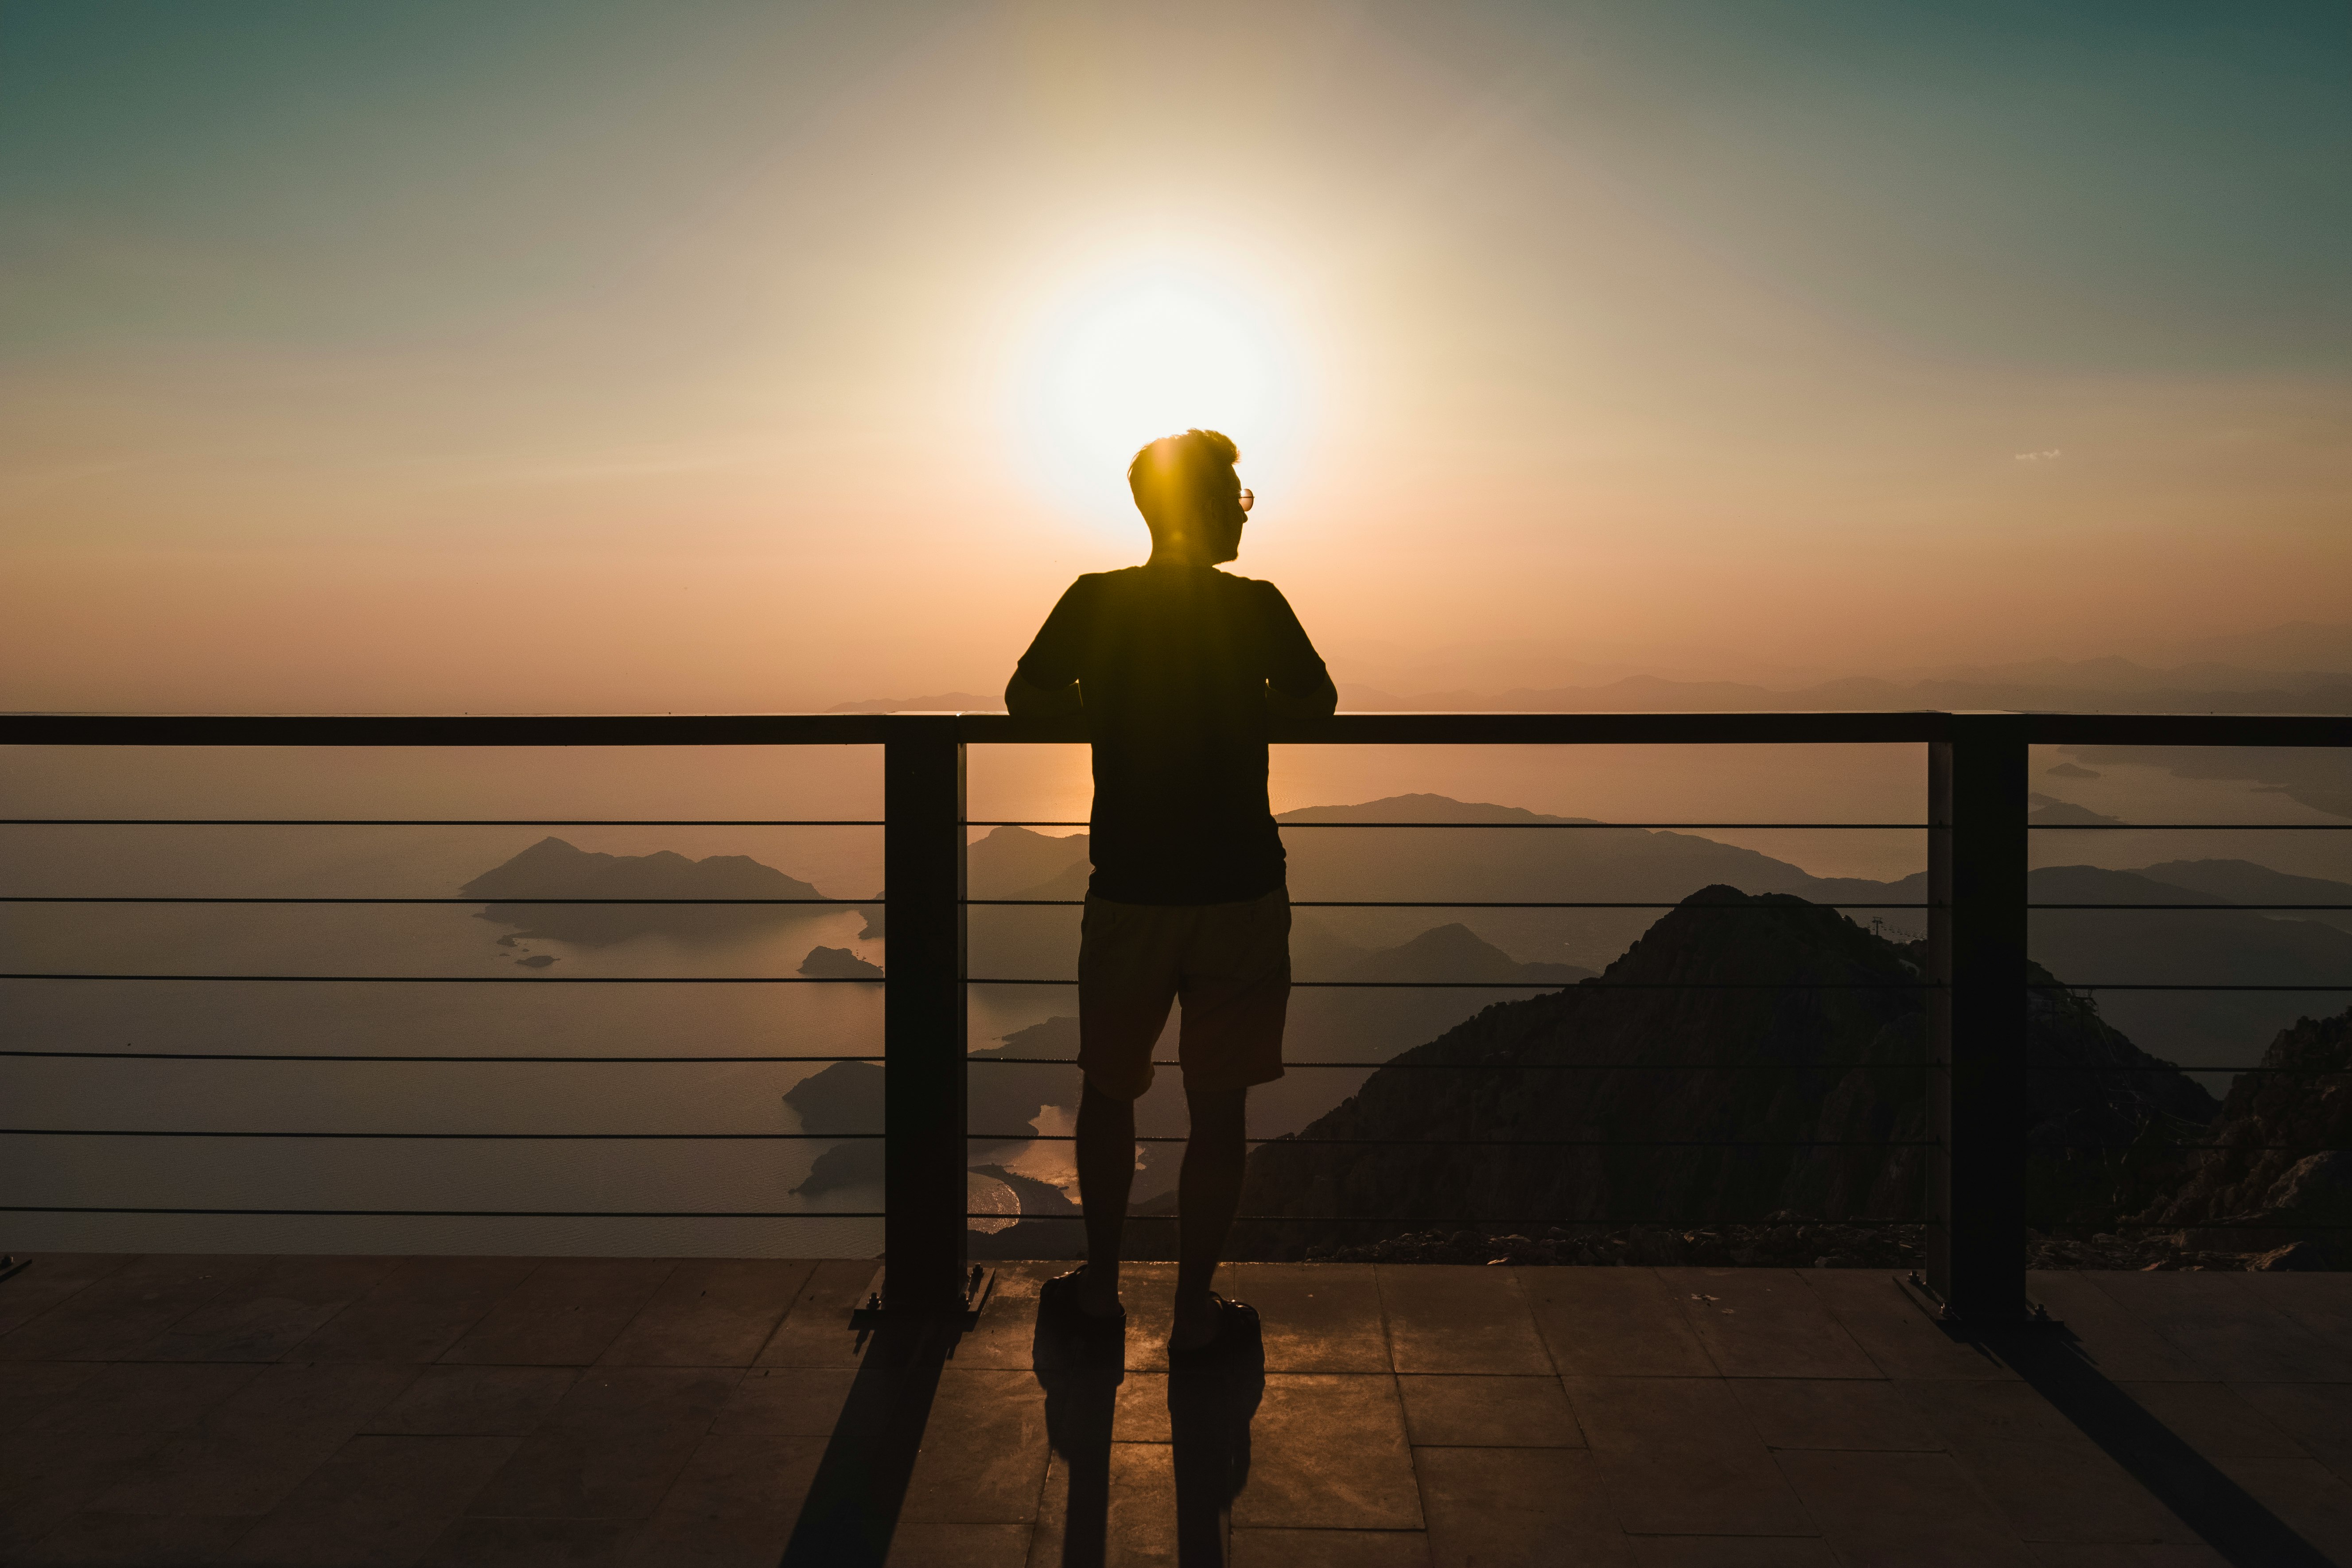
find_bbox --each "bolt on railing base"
[1896,1270,2063,1335]
[852,1264,995,1325]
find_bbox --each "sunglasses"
[1237,489,1254,513]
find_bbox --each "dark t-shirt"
[1016,565,1329,904]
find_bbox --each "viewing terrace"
[3,708,2348,1565]
[3,1253,2350,1564]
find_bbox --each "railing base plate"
[1895,1271,2064,1336]
[851,1264,994,1326]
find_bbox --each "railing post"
[1927,713,2029,1319]
[882,716,968,1312]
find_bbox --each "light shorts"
[1076,887,1291,1100]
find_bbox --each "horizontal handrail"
[0,1204,885,1218]
[3,1127,867,1140]
[1,896,870,905]
[1,973,879,983]
[0,818,882,827]
[0,1050,881,1062]
[8,709,2345,747]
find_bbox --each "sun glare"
[1015,265,1300,517]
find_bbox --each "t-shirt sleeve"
[1256,582,1330,697]
[1014,577,1094,690]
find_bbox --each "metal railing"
[3,709,2346,1319]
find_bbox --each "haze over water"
[3,3,2348,1256]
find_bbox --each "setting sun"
[1015,263,1301,514]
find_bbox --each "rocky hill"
[1235,887,2218,1257]
[2130,1006,2352,1254]
[461,836,832,945]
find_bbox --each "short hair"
[1126,429,1239,526]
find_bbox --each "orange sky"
[4,1,2348,712]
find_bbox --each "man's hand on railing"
[1266,673,1339,722]
[1005,673,1084,718]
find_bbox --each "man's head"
[1127,428,1246,564]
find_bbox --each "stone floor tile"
[1220,1263,1390,1372]
[292,1256,540,1363]
[708,1365,859,1437]
[1661,1270,1877,1379]
[882,1519,1034,1567]
[1775,1449,2024,1567]
[1899,1377,2097,1448]
[1563,1376,1812,1537]
[1112,1372,1170,1443]
[1730,1377,1938,1452]
[91,1428,353,1520]
[0,1428,165,1558]
[754,1258,886,1369]
[463,1366,738,1519]
[2115,1381,2309,1460]
[0,1361,101,1430]
[195,1359,420,1438]
[1227,1525,1431,1567]
[1802,1270,2022,1382]
[2026,1275,2204,1382]
[91,1362,421,1516]
[1630,1536,1839,1566]
[439,1258,676,1368]
[1904,1383,2197,1546]
[1113,1263,1182,1374]
[2088,1272,2352,1384]
[1396,1373,1582,1447]
[15,1361,260,1438]
[615,1430,827,1566]
[1902,1374,2201,1541]
[900,1369,1052,1525]
[0,1255,268,1363]
[0,1255,131,1338]
[1414,1445,1633,1566]
[595,1258,810,1368]
[1376,1266,1552,1375]
[2019,1547,2231,1566]
[16,1509,260,1566]
[1027,1442,1180,1568]
[1519,1267,1715,1378]
[2209,1454,2352,1564]
[2228,1272,2352,1353]
[365,1365,579,1435]
[2231,1381,2352,1485]
[415,1514,636,1567]
[136,1256,399,1364]
[1230,1374,1422,1530]
[1627,1542,1844,1561]
[226,1433,519,1567]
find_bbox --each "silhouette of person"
[1008,428,1336,1352]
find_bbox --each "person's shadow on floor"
[1034,1281,1265,1568]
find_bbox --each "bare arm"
[1006,671,1084,718]
[1266,671,1338,721]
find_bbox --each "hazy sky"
[4,0,2347,711]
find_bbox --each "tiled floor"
[1,1255,2348,1565]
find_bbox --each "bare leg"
[1075,1078,1136,1317]
[1173,1086,1248,1348]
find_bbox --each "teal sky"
[3,1,2347,709]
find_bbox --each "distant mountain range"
[967,798,2352,1071]
[1334,662,2352,715]
[456,802,2352,1074]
